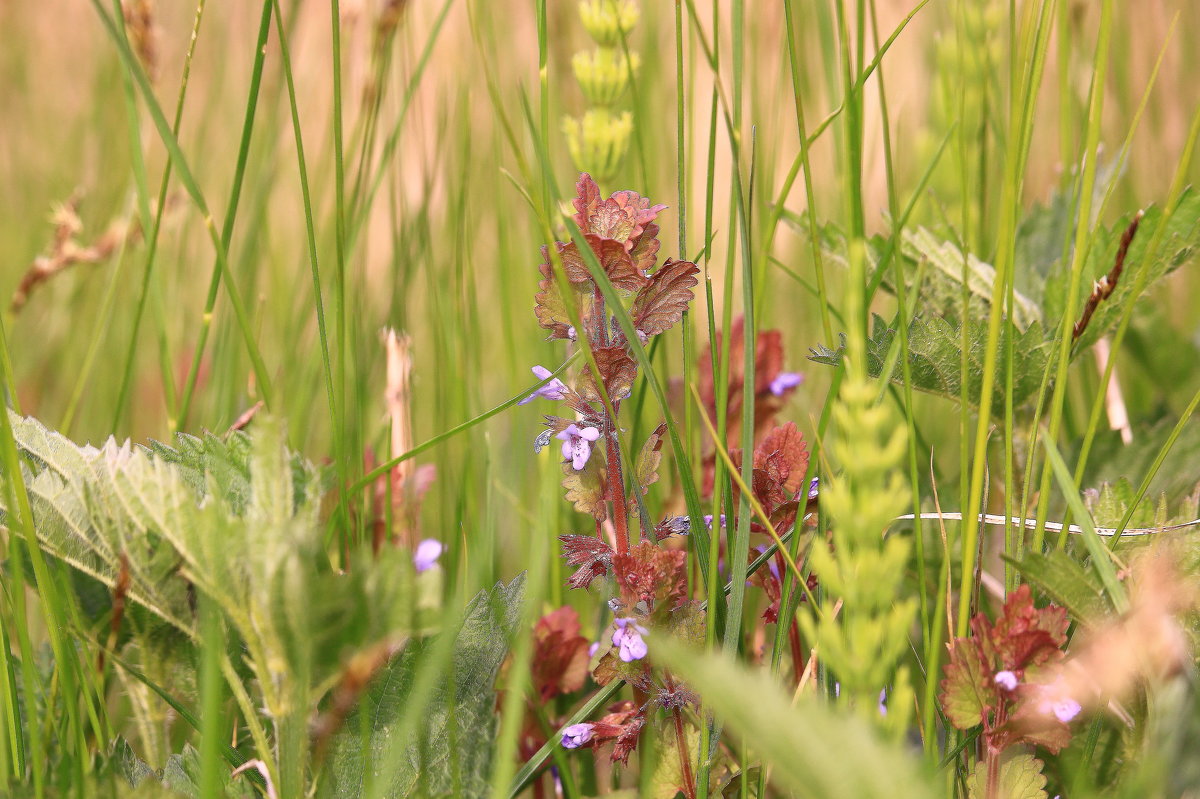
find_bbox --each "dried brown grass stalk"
[1072,210,1144,342]
[11,193,147,313]
[121,0,158,82]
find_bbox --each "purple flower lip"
[1033,678,1081,723]
[769,371,804,397]
[518,365,569,405]
[561,723,594,749]
[994,670,1019,691]
[612,618,648,662]
[413,539,443,572]
[557,424,601,470]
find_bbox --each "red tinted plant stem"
[672,705,696,799]
[984,701,1008,799]
[593,285,609,347]
[606,399,631,555]
[788,619,804,687]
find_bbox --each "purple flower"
[807,477,820,501]
[753,544,781,581]
[557,424,601,470]
[612,618,648,662]
[1050,697,1081,723]
[769,371,804,397]
[1034,678,1081,723]
[561,723,594,749]
[994,670,1018,691]
[413,539,443,572]
[518,365,568,405]
[878,688,888,717]
[588,641,599,658]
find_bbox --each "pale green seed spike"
[572,47,640,107]
[562,109,633,183]
[578,0,640,47]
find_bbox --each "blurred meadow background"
[4,0,1200,796]
[4,0,1200,552]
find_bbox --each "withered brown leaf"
[560,534,615,590]
[631,258,700,336]
[562,457,608,520]
[633,423,667,495]
[577,346,638,403]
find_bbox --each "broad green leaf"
[321,575,525,799]
[1065,189,1200,352]
[650,726,701,799]
[160,744,255,798]
[111,735,156,789]
[809,314,1054,411]
[796,214,1041,328]
[655,640,936,799]
[1005,551,1113,627]
[1080,419,1200,508]
[966,752,1048,799]
[0,410,323,636]
[939,637,993,731]
[633,423,667,495]
[562,457,608,520]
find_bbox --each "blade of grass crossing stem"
[488,485,553,799]
[198,597,225,799]
[1040,438,1128,612]
[1030,0,1116,553]
[270,0,338,484]
[958,0,1057,637]
[329,0,350,541]
[90,0,276,417]
[0,406,92,790]
[112,0,207,432]
[1067,42,1199,550]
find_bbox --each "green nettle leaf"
[157,744,255,798]
[650,726,701,799]
[631,258,700,336]
[939,637,993,730]
[1081,419,1200,506]
[111,736,156,789]
[321,575,525,799]
[0,410,323,639]
[633,423,667,495]
[966,752,1048,799]
[1007,551,1113,627]
[577,346,638,402]
[1064,189,1200,352]
[897,226,1042,329]
[562,457,608,520]
[809,314,1054,411]
[794,213,1041,328]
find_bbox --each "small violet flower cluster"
[993,670,1081,723]
[413,539,443,573]
[611,617,648,662]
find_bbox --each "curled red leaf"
[560,534,615,590]
[631,258,700,337]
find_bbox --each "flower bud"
[572,47,639,107]
[562,109,633,183]
[578,0,639,47]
